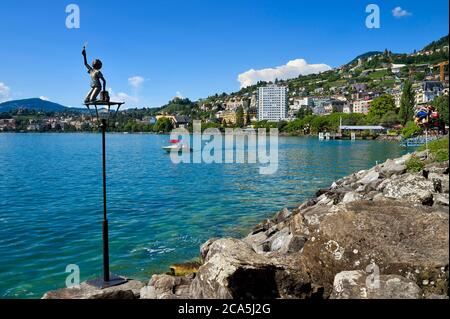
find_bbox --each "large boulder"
[380,159,406,177]
[273,208,292,223]
[291,200,449,298]
[357,170,380,185]
[140,274,193,299]
[42,279,144,299]
[330,271,422,299]
[380,173,436,204]
[189,238,278,299]
[341,192,363,204]
[428,172,449,194]
[189,238,314,299]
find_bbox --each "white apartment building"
[415,81,444,106]
[257,85,288,121]
[343,104,353,114]
[352,99,372,114]
[289,97,314,117]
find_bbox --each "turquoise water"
[0,133,408,298]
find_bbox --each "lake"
[0,133,408,298]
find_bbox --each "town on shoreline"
[1,35,449,141]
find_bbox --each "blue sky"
[0,0,448,108]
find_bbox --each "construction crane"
[434,61,449,82]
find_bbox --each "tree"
[296,107,313,119]
[380,111,401,127]
[368,94,396,123]
[399,80,415,125]
[433,95,449,125]
[153,117,173,132]
[245,111,251,125]
[401,121,422,138]
[235,106,244,127]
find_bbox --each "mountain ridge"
[0,98,86,113]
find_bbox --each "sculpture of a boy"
[82,47,108,103]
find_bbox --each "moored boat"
[162,139,192,153]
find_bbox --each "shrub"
[435,149,449,162]
[401,121,422,138]
[405,156,425,172]
[419,137,449,162]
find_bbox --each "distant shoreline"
[0,131,402,140]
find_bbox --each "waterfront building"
[312,98,331,115]
[290,97,314,112]
[0,118,16,131]
[216,107,255,126]
[391,63,406,74]
[415,81,444,106]
[343,104,353,114]
[155,115,191,128]
[257,85,288,121]
[352,99,373,114]
[393,91,402,108]
[323,99,347,114]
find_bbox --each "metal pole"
[101,119,110,283]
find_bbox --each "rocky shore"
[44,149,449,299]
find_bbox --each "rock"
[364,191,381,200]
[300,205,333,227]
[286,235,307,253]
[434,194,449,207]
[330,271,422,299]
[395,153,412,165]
[372,193,385,201]
[293,200,449,297]
[42,279,144,299]
[316,194,332,206]
[358,171,380,185]
[273,208,292,223]
[243,230,269,253]
[200,238,218,261]
[432,178,442,193]
[382,174,436,204]
[189,238,278,299]
[189,238,313,299]
[268,228,291,252]
[170,261,201,276]
[429,173,449,193]
[341,192,363,204]
[140,274,193,299]
[298,199,316,211]
[315,189,329,197]
[364,180,382,192]
[380,159,406,177]
[415,150,429,160]
[425,162,449,175]
[252,219,273,235]
[421,191,435,206]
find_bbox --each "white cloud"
[128,76,145,89]
[0,82,11,102]
[175,91,184,99]
[109,88,139,105]
[237,59,332,88]
[392,6,412,18]
[40,96,49,101]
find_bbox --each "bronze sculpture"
[82,46,109,103]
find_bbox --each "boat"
[162,139,192,153]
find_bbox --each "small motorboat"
[162,139,192,153]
